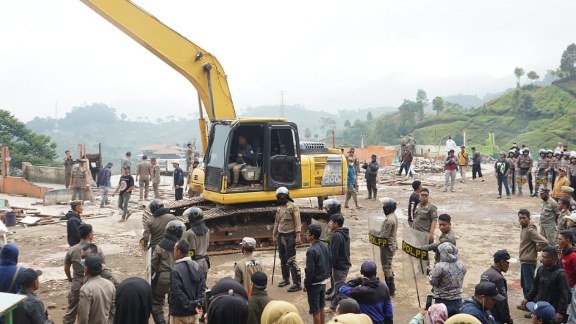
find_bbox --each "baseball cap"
[84,254,103,274]
[172,160,180,164]
[17,268,42,285]
[360,260,377,276]
[251,271,267,288]
[562,186,574,193]
[240,237,256,248]
[474,281,505,301]
[526,301,556,322]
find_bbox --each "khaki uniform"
[142,213,177,251]
[379,212,397,278]
[64,157,73,189]
[540,198,558,245]
[273,201,302,285]
[137,161,152,200]
[234,256,264,293]
[413,203,438,242]
[63,240,105,324]
[151,242,176,319]
[70,165,88,201]
[182,229,210,275]
[151,164,161,199]
[77,275,116,324]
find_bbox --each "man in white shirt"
[445,136,457,154]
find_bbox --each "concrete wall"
[22,162,66,185]
[0,176,50,199]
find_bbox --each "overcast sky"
[1,0,574,122]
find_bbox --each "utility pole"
[280,90,284,118]
[361,132,365,149]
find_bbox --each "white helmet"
[275,187,289,196]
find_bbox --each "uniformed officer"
[508,150,517,195]
[140,199,177,252]
[182,207,210,284]
[273,187,302,292]
[412,188,438,245]
[568,153,576,199]
[322,198,342,300]
[561,186,576,211]
[534,149,550,196]
[151,220,185,324]
[539,188,559,245]
[378,197,398,296]
[516,148,533,196]
[234,237,264,294]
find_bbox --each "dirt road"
[4,167,542,323]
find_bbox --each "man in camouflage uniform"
[539,188,559,245]
[516,148,533,196]
[273,187,302,292]
[378,197,398,297]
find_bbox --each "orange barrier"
[0,176,50,199]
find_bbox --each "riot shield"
[401,223,430,308]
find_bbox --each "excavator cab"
[203,119,302,201]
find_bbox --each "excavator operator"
[228,135,255,188]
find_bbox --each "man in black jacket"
[328,213,351,312]
[303,224,330,324]
[168,240,204,324]
[66,200,84,247]
[480,250,513,324]
[521,246,571,323]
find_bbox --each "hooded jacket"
[340,277,393,324]
[429,242,466,300]
[460,298,496,324]
[526,263,570,314]
[142,208,177,250]
[330,227,351,271]
[66,210,83,247]
[0,243,20,293]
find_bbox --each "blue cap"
[360,260,377,276]
[526,301,556,321]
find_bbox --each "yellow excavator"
[80,0,347,246]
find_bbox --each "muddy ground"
[3,167,542,323]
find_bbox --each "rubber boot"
[385,277,396,297]
[373,189,378,200]
[152,312,166,324]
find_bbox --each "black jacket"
[304,240,331,288]
[66,211,83,247]
[169,257,205,316]
[330,227,351,271]
[526,263,570,314]
[481,266,511,323]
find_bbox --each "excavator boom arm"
[80,0,236,122]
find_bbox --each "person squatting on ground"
[480,249,513,324]
[429,242,466,317]
[273,187,302,292]
[539,188,559,245]
[182,207,210,292]
[96,162,113,208]
[13,268,55,324]
[345,156,360,209]
[111,165,134,222]
[471,147,484,181]
[495,151,511,199]
[327,212,351,311]
[363,154,380,199]
[77,254,116,324]
[408,180,422,227]
[141,199,177,252]
[459,281,505,324]
[66,200,84,247]
[168,240,205,324]
[150,220,186,324]
[136,155,152,201]
[151,157,162,199]
[234,237,264,295]
[444,150,457,192]
[521,246,571,323]
[458,146,469,182]
[516,148,534,196]
[247,271,272,324]
[374,197,398,297]
[303,224,331,324]
[340,260,393,324]
[172,160,185,200]
[63,224,104,324]
[518,208,549,298]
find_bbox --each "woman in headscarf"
[261,300,303,324]
[327,313,372,324]
[114,277,153,324]
[409,303,449,324]
[206,277,249,324]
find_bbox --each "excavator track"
[142,198,328,255]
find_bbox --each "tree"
[560,43,576,79]
[397,100,418,134]
[120,113,127,121]
[344,120,351,127]
[432,96,444,115]
[304,128,312,139]
[367,112,373,120]
[415,89,428,121]
[0,110,58,172]
[518,92,535,117]
[527,71,540,83]
[514,67,525,87]
[318,117,337,138]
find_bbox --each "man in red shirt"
[558,230,576,320]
